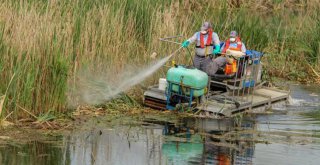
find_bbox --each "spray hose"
[186,47,194,66]
[159,37,194,66]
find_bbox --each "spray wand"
[158,36,194,66]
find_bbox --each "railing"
[210,51,264,105]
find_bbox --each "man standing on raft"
[181,22,221,71]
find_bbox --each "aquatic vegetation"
[36,111,56,124]
[0,0,319,120]
[302,109,320,121]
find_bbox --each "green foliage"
[0,0,319,120]
[36,110,56,123]
[297,11,320,64]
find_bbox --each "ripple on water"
[0,84,320,165]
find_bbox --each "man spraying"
[181,22,221,71]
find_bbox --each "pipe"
[159,37,194,66]
[159,35,183,40]
[159,39,182,45]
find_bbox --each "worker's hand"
[213,49,220,55]
[181,40,190,48]
[226,56,234,64]
[213,44,220,55]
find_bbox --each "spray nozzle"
[171,60,176,67]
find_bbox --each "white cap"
[200,22,212,32]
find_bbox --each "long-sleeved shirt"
[187,32,220,56]
[221,42,246,53]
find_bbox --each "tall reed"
[0,0,319,120]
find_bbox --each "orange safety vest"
[222,37,242,53]
[217,154,231,165]
[225,60,238,75]
[199,29,213,48]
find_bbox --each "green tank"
[162,135,203,163]
[166,65,208,97]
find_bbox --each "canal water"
[0,84,319,165]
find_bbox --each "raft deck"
[197,87,289,117]
[143,85,289,117]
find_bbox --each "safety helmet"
[200,22,212,34]
[229,31,238,42]
[230,31,238,37]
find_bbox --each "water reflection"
[0,138,65,165]
[1,114,320,165]
[160,118,256,165]
[0,84,320,165]
[65,118,252,165]
[0,118,258,165]
[65,126,164,165]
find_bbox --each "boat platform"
[144,85,289,118]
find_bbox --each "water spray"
[70,41,186,106]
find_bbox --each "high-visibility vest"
[195,29,214,56]
[222,37,242,53]
[199,29,213,48]
[225,61,237,75]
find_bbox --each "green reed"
[0,0,319,121]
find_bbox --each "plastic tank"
[166,65,208,97]
[158,78,167,91]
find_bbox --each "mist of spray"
[68,55,173,107]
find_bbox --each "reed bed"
[0,0,319,121]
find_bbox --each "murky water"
[1,84,319,165]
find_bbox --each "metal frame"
[166,81,196,111]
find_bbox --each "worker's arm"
[220,43,226,53]
[212,33,221,54]
[182,32,197,48]
[187,32,198,43]
[241,42,247,53]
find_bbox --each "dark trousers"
[194,55,225,76]
[193,55,210,71]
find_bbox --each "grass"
[0,0,319,121]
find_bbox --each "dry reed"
[0,0,319,120]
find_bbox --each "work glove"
[181,40,190,48]
[213,44,220,55]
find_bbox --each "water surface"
[0,84,319,165]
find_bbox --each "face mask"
[230,38,236,42]
[201,30,208,34]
